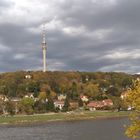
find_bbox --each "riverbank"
[0,111,131,125]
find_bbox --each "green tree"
[122,77,132,88]
[20,97,35,115]
[63,96,70,111]
[46,98,55,111]
[106,86,121,97]
[69,82,79,100]
[125,80,140,139]
[34,100,46,113]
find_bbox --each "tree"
[63,96,70,111]
[40,84,51,93]
[39,92,47,101]
[46,98,55,111]
[83,83,100,99]
[20,97,35,115]
[125,80,140,139]
[5,101,15,116]
[72,82,79,99]
[34,100,46,113]
[122,77,132,88]
[0,99,4,114]
[16,83,27,97]
[111,97,122,111]
[50,91,57,99]
[106,86,121,97]
[78,98,83,107]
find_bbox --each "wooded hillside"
[0,71,134,99]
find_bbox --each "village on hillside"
[0,89,131,115]
[0,71,134,115]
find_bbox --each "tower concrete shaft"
[42,24,47,72]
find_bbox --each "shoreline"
[0,111,131,126]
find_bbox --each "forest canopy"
[0,71,134,99]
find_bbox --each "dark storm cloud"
[0,0,140,73]
[0,23,42,71]
[51,0,140,73]
[0,24,40,49]
[57,0,140,31]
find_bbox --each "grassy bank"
[0,111,131,125]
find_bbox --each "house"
[11,97,22,114]
[87,99,113,111]
[24,93,34,99]
[57,94,66,101]
[25,74,32,79]
[87,101,104,111]
[11,97,21,103]
[0,95,9,102]
[80,95,89,102]
[87,101,96,111]
[54,100,64,110]
[102,99,113,106]
[0,95,9,114]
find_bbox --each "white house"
[80,95,89,102]
[54,100,64,110]
[57,94,66,101]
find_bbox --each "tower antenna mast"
[41,24,47,72]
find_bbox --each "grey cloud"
[0,23,42,72]
[57,0,140,31]
[0,0,13,7]
[0,0,140,73]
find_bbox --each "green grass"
[0,111,131,125]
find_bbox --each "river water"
[0,118,132,140]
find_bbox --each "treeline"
[0,71,134,99]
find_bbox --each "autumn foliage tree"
[125,79,140,139]
[83,83,100,99]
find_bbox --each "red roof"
[87,101,104,108]
[87,99,113,108]
[102,99,113,106]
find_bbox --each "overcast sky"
[0,0,140,73]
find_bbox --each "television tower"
[41,24,47,72]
